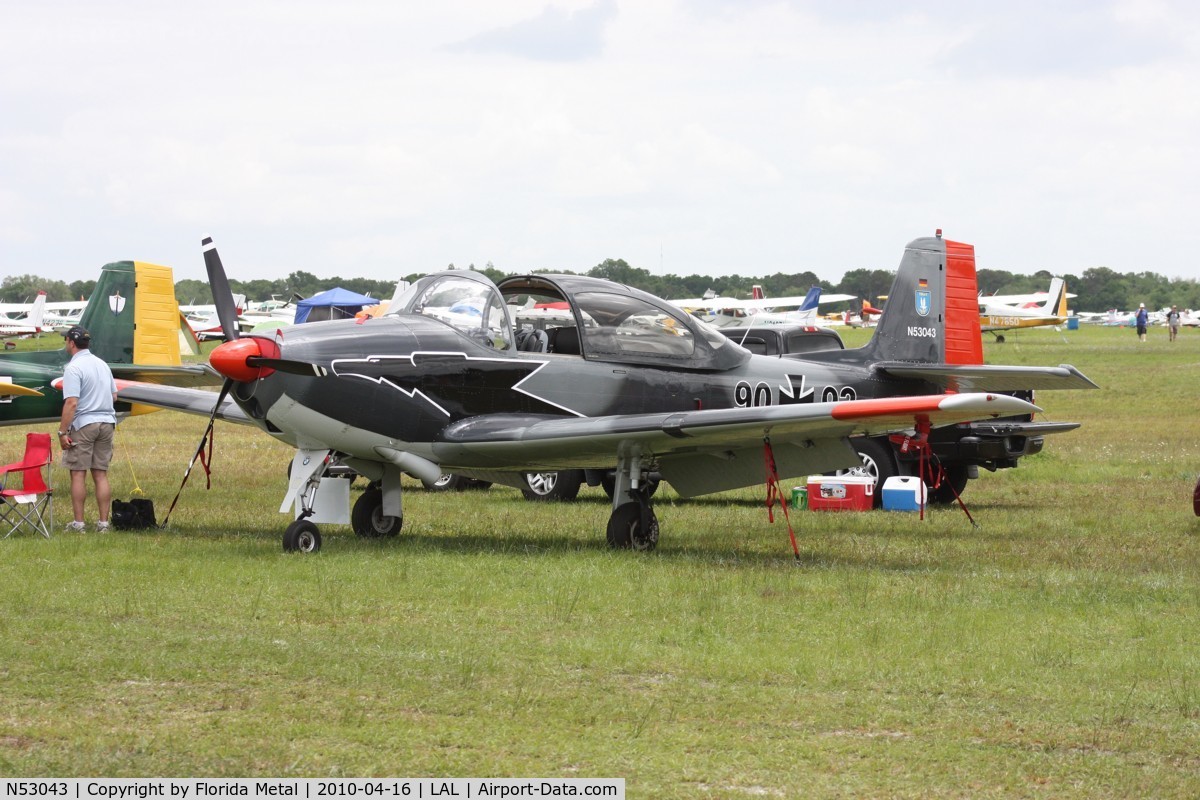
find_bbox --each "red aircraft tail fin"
[841,230,984,368]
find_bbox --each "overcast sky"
[3,0,1199,287]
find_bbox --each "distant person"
[57,325,118,532]
[1167,305,1181,341]
[1135,303,1149,342]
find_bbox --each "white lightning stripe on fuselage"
[509,356,587,418]
[330,350,586,419]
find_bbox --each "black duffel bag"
[112,498,157,530]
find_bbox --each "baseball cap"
[64,325,92,345]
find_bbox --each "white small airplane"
[0,292,47,338]
[674,285,858,327]
[979,277,1070,341]
[42,300,87,331]
[183,294,249,340]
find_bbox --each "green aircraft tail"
[0,260,192,426]
[79,261,185,367]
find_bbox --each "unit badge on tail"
[915,279,931,317]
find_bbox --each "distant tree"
[175,279,211,306]
[478,262,508,285]
[68,279,95,302]
[285,271,323,299]
[0,274,73,303]
[588,258,652,286]
[836,269,895,306]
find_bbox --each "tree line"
[3,260,1198,313]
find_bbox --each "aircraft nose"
[210,337,279,382]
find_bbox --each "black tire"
[927,464,970,505]
[601,472,661,501]
[606,502,659,551]
[835,437,901,508]
[521,470,583,501]
[422,473,471,492]
[283,519,322,553]
[351,489,403,537]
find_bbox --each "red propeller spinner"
[210,337,279,382]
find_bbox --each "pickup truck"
[719,324,1079,503]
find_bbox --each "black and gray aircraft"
[120,231,1096,553]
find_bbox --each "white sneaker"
[95,521,111,532]
[65,521,86,533]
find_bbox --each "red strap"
[893,422,977,526]
[763,437,801,561]
[198,425,214,490]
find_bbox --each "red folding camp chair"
[0,432,54,539]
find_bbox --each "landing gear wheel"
[927,464,970,505]
[283,519,322,553]
[423,473,470,492]
[521,470,583,501]
[835,437,900,508]
[606,502,659,552]
[352,488,403,537]
[601,472,661,501]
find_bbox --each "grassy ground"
[0,324,1197,797]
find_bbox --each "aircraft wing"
[874,363,1099,392]
[436,392,1038,497]
[687,293,859,311]
[0,381,43,398]
[114,382,251,424]
[734,292,857,309]
[109,364,222,387]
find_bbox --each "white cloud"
[2,0,1200,285]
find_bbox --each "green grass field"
[1,324,1197,797]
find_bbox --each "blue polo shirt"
[62,348,117,430]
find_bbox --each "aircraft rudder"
[1049,278,1068,318]
[132,261,184,367]
[943,239,983,365]
[28,292,47,328]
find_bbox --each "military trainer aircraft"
[0,261,216,426]
[117,231,1097,554]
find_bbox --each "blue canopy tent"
[293,287,378,324]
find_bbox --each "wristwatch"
[57,431,68,436]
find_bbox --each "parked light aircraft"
[979,277,1070,341]
[0,293,47,338]
[674,285,858,328]
[0,262,217,426]
[117,231,1097,554]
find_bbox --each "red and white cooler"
[805,475,874,512]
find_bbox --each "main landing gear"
[283,450,404,553]
[605,453,659,552]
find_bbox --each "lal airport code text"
[1,780,624,800]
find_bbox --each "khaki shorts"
[61,422,115,471]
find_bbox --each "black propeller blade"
[202,234,241,342]
[247,357,329,377]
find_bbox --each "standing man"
[57,325,118,532]
[1135,303,1149,342]
[1167,305,1181,342]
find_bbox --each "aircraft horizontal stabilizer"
[874,363,1099,392]
[0,381,43,398]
